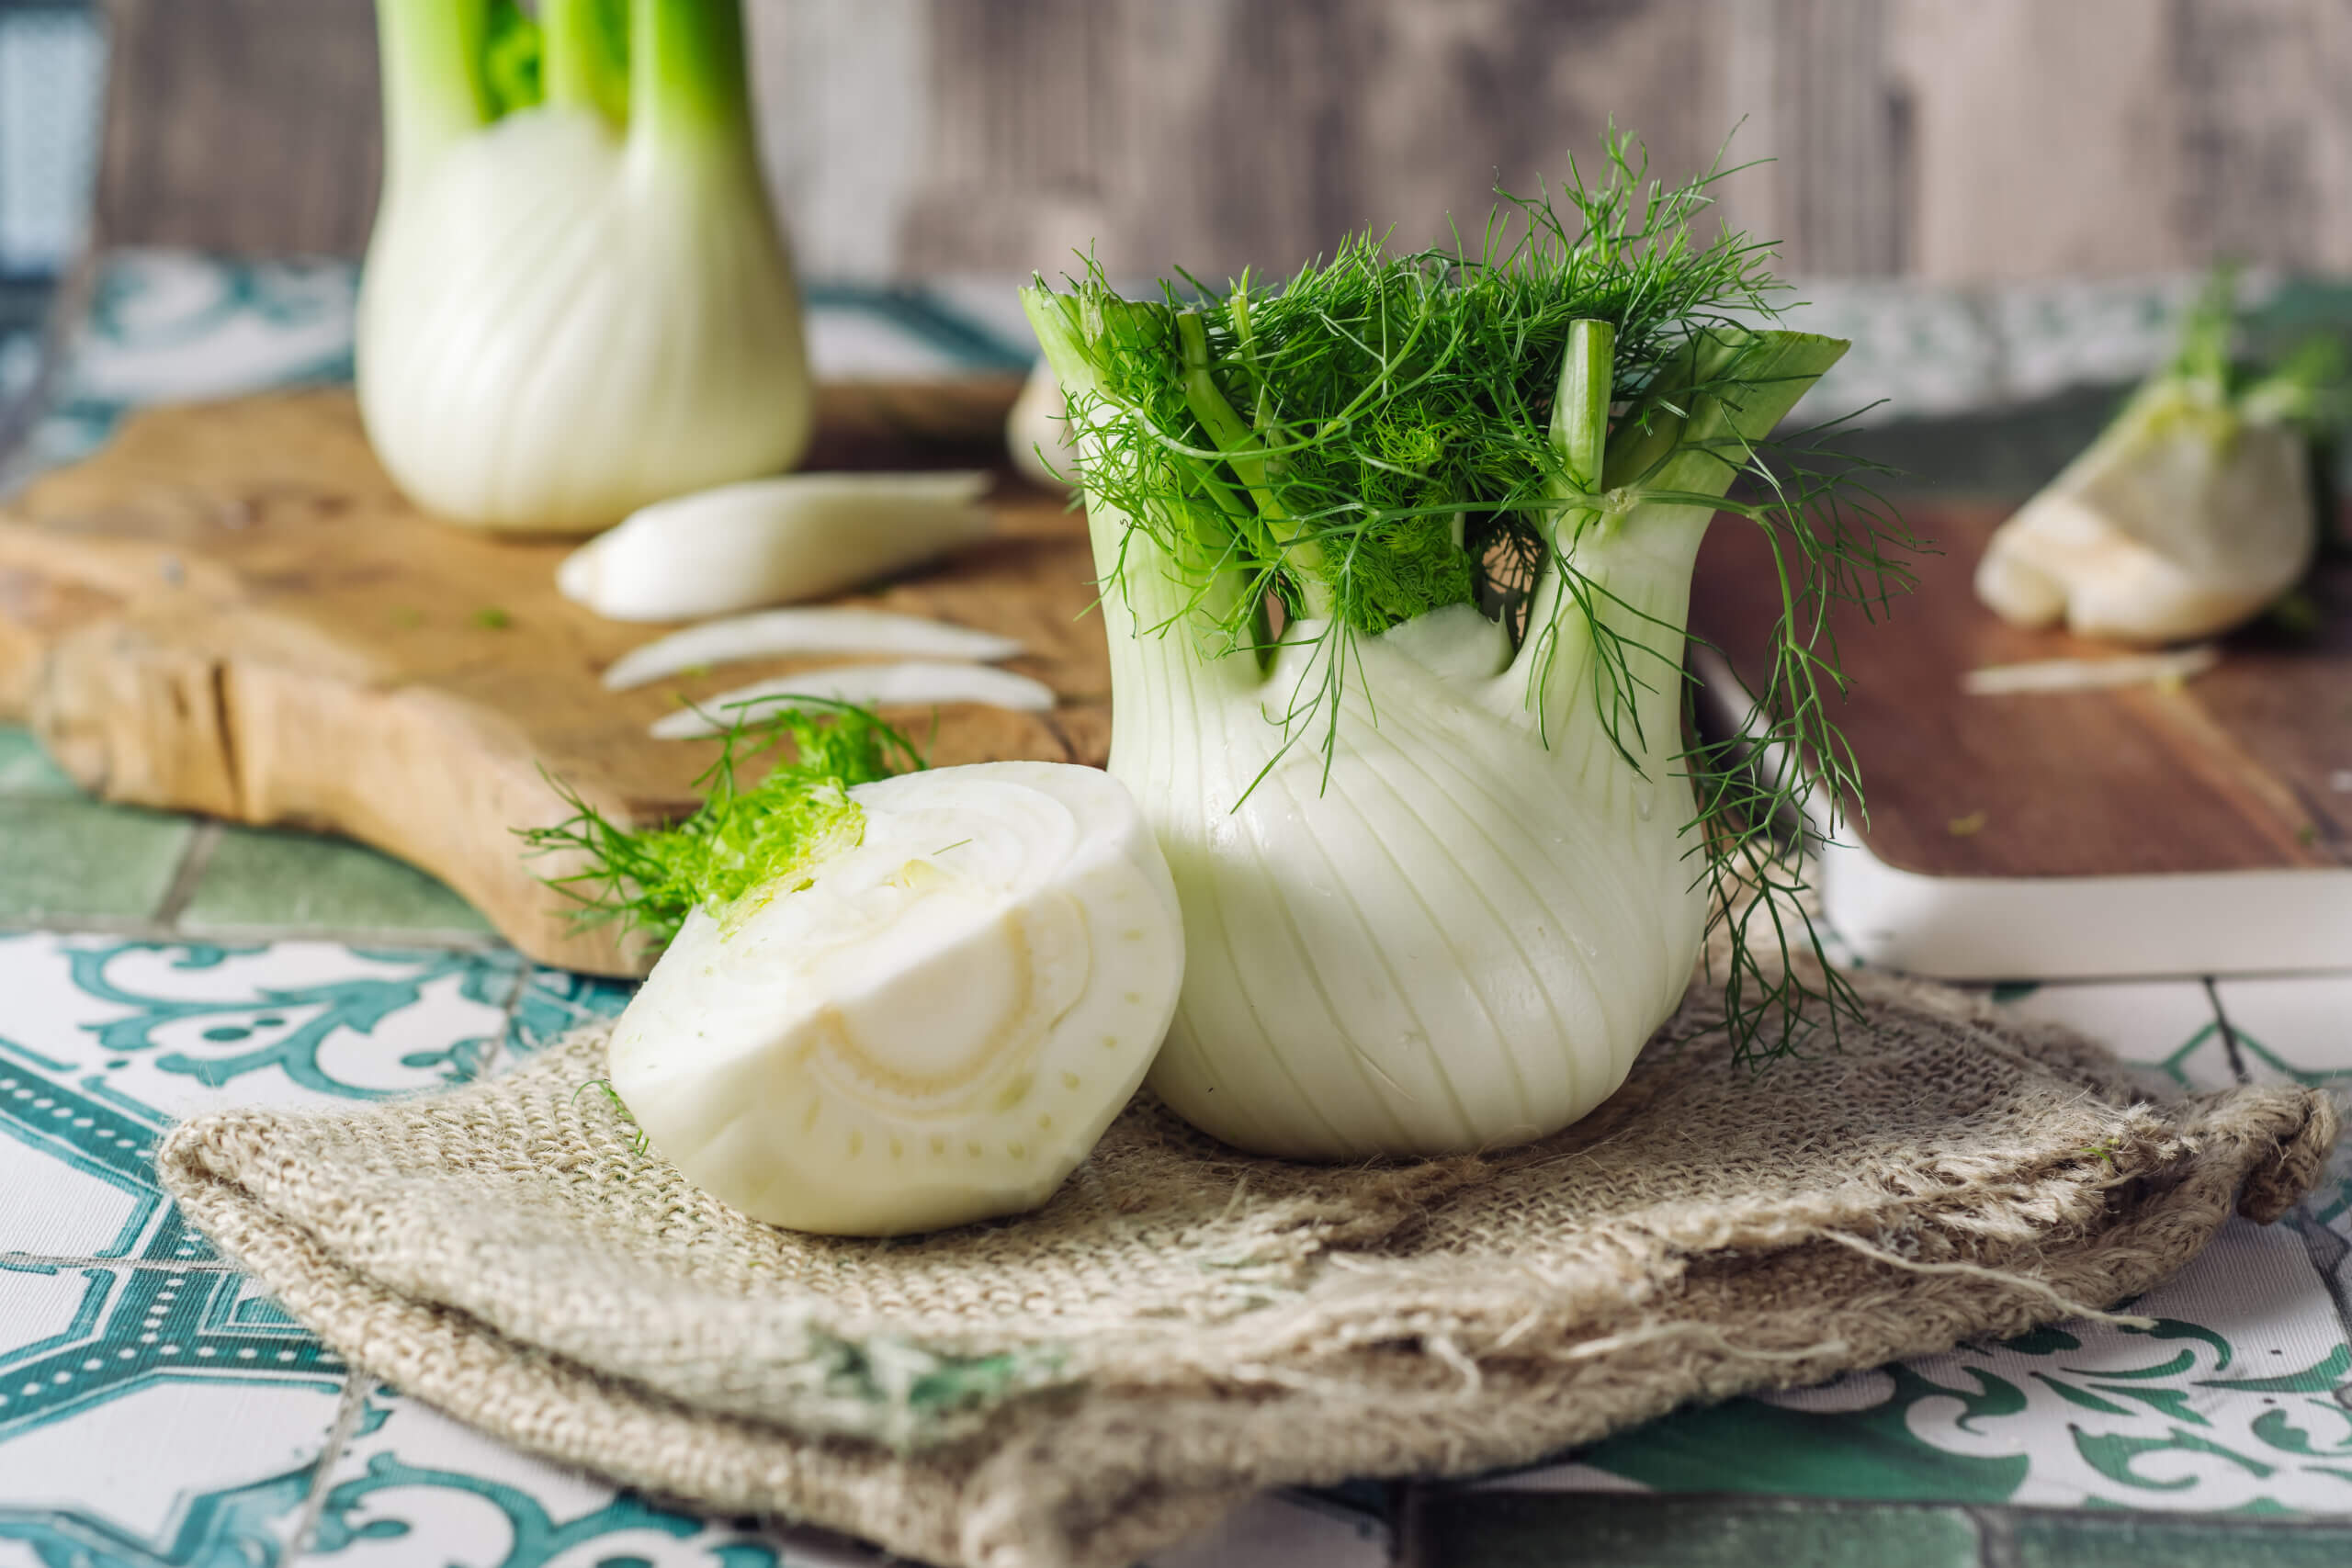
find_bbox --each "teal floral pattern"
[0,933,521,1113]
[62,942,517,1099]
[311,1454,779,1568]
[0,1461,315,1568]
[0,1260,343,1439]
[1544,1077,2352,1511]
[0,1031,173,1245]
[505,966,636,1060]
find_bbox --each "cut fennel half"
[606,761,1182,1236]
[1975,275,2331,645]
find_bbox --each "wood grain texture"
[85,0,2352,283]
[94,0,381,255]
[1720,0,1913,276]
[898,0,1730,284]
[1689,502,2348,880]
[888,0,2352,284]
[0,385,1081,976]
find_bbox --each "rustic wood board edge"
[1689,501,2348,884]
[0,385,1096,978]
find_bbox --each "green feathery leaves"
[520,699,925,948]
[2167,265,2350,430]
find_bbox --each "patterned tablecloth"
[1,254,2349,1568]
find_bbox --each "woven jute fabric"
[159,973,2335,1568]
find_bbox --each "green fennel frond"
[575,1076,651,1156]
[2163,263,2349,429]
[519,699,925,948]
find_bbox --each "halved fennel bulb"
[1975,274,2326,645]
[607,761,1182,1236]
[1974,378,2314,644]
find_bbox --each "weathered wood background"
[98,0,2352,284]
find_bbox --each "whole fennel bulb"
[1024,147,1895,1160]
[359,0,813,534]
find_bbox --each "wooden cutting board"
[0,384,1093,976]
[1689,503,2352,977]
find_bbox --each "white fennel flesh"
[650,661,1057,739]
[1976,276,2325,645]
[603,608,1023,691]
[607,761,1182,1236]
[560,471,994,623]
[1007,358,1080,491]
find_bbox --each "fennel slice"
[651,663,1058,739]
[558,471,995,623]
[604,608,1024,691]
[1961,645,2219,695]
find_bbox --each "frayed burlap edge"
[160,976,2337,1568]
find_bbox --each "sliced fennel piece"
[603,608,1023,691]
[559,471,995,623]
[606,761,1183,1236]
[651,662,1057,739]
[1961,646,2217,695]
[360,0,812,534]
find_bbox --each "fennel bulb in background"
[360,0,813,535]
[1007,358,1080,490]
[1976,275,2331,646]
[1025,143,1898,1161]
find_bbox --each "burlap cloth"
[158,972,2335,1568]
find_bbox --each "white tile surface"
[0,1109,151,1258]
[1908,1217,2352,1512]
[0,1264,341,1561]
[1988,979,2232,1087]
[2214,973,2352,1085]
